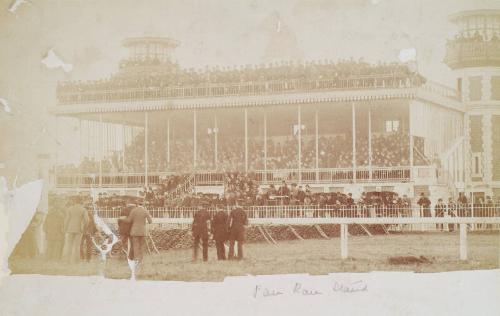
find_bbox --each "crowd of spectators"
[450,31,500,44]
[57,59,425,102]
[58,130,427,175]
[125,177,500,220]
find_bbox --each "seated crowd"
[57,131,428,175]
[56,59,425,102]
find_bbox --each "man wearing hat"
[62,197,89,263]
[120,205,152,265]
[118,205,134,259]
[417,192,431,217]
[211,204,229,260]
[228,206,248,260]
[192,203,211,261]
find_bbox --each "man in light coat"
[121,205,152,265]
[62,198,89,263]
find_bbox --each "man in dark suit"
[417,192,431,217]
[62,198,89,263]
[434,198,446,230]
[118,205,134,260]
[228,207,248,260]
[192,204,211,262]
[121,205,152,264]
[278,181,290,205]
[211,205,228,260]
[80,208,97,262]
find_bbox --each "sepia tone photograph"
[1,0,500,315]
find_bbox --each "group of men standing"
[192,205,248,262]
[39,197,248,268]
[43,197,96,262]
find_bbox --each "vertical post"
[54,116,59,184]
[214,114,218,169]
[298,105,302,183]
[166,116,170,164]
[352,103,357,183]
[122,122,126,171]
[193,109,197,169]
[144,112,149,187]
[340,223,348,260]
[409,133,414,180]
[471,192,475,218]
[264,111,267,181]
[459,223,467,261]
[109,123,113,157]
[79,118,82,167]
[315,109,319,181]
[368,105,372,180]
[244,108,248,173]
[87,120,90,165]
[105,123,109,162]
[99,113,103,187]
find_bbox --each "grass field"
[9,232,500,282]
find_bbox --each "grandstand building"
[50,10,500,204]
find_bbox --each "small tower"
[444,10,500,201]
[119,37,180,74]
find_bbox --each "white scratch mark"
[88,186,119,276]
[276,20,281,33]
[398,48,417,63]
[41,49,73,73]
[8,0,29,13]
[0,98,12,114]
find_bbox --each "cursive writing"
[292,282,323,296]
[254,285,284,298]
[332,280,368,293]
[252,280,367,298]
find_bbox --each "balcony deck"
[445,40,500,69]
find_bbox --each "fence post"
[459,223,467,261]
[340,223,348,260]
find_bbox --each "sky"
[1,0,500,185]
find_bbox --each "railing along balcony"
[54,166,416,189]
[56,74,422,105]
[444,40,500,68]
[96,204,500,220]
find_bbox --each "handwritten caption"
[253,280,368,299]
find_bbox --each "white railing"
[55,166,413,188]
[97,204,500,220]
[421,81,459,99]
[166,174,195,199]
[445,40,500,67]
[57,74,423,104]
